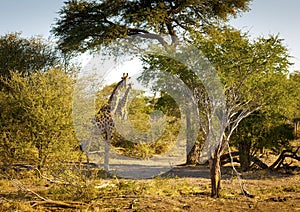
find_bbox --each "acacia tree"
[52,0,250,53]
[193,28,291,196]
[139,27,292,197]
[231,75,296,171]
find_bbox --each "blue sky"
[0,0,62,37]
[0,0,300,70]
[230,0,300,71]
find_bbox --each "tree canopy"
[0,33,59,80]
[52,0,250,53]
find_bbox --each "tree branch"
[227,105,262,141]
[127,28,169,47]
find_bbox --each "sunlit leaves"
[0,33,60,83]
[0,69,77,167]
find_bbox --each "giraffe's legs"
[104,133,110,172]
[85,152,90,168]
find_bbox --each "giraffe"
[92,73,130,171]
[115,82,132,120]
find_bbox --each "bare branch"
[227,142,255,198]
[11,179,48,201]
[227,105,262,141]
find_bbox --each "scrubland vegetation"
[1,0,300,210]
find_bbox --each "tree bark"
[238,140,251,171]
[185,109,201,165]
[209,149,221,198]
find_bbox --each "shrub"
[0,68,79,168]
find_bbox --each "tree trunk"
[209,149,221,198]
[185,109,198,165]
[37,147,43,170]
[238,140,251,171]
[186,143,200,165]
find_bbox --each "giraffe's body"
[93,105,114,139]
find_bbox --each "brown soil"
[0,165,299,211]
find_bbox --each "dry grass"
[0,166,299,211]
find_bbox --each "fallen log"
[220,151,240,165]
[250,156,268,169]
[270,147,300,170]
[250,146,299,170]
[31,200,87,209]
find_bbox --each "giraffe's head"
[121,73,129,80]
[119,73,129,90]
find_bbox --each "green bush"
[0,68,79,168]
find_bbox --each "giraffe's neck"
[116,84,132,118]
[107,79,126,113]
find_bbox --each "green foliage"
[192,27,291,101]
[140,26,295,169]
[230,72,296,164]
[154,92,180,118]
[0,33,60,85]
[121,93,180,158]
[290,71,300,121]
[127,94,153,132]
[52,0,250,53]
[193,27,296,169]
[95,84,180,159]
[0,68,78,168]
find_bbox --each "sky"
[229,0,300,71]
[0,0,300,71]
